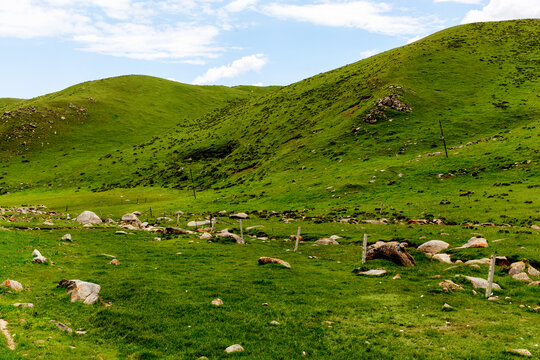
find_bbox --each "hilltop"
[0,19,539,225]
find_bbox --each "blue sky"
[0,0,537,98]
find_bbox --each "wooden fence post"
[362,234,368,264]
[239,219,244,243]
[176,214,180,226]
[485,254,496,298]
[294,226,301,252]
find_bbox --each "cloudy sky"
[0,0,537,98]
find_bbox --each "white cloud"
[74,22,222,60]
[407,34,426,44]
[0,0,92,38]
[224,0,259,12]
[252,82,263,86]
[193,54,267,84]
[461,0,540,23]
[0,0,224,62]
[359,49,379,59]
[263,1,432,35]
[434,0,483,4]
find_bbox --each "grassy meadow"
[1,215,539,359]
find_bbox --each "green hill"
[0,19,539,225]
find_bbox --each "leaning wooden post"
[485,254,496,298]
[239,219,244,243]
[362,233,368,264]
[438,119,449,158]
[294,226,301,252]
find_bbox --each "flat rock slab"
[359,269,387,276]
[187,220,211,227]
[0,319,15,350]
[512,272,532,282]
[13,303,34,308]
[315,238,339,245]
[258,257,291,268]
[464,276,501,290]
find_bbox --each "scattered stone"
[164,227,194,235]
[262,303,269,306]
[75,211,102,224]
[509,261,527,275]
[57,279,101,305]
[488,296,498,301]
[230,212,249,219]
[534,307,540,312]
[417,240,449,255]
[456,236,488,249]
[527,265,540,277]
[55,322,73,334]
[0,319,15,350]
[211,298,223,306]
[225,344,244,353]
[110,259,120,266]
[32,249,48,263]
[13,303,34,308]
[512,272,532,282]
[61,234,72,241]
[393,274,401,280]
[1,280,23,292]
[529,281,540,287]
[506,349,532,356]
[115,231,127,235]
[433,254,452,264]
[442,303,454,311]
[258,257,291,268]
[463,276,501,290]
[270,320,280,326]
[439,280,463,292]
[469,264,481,270]
[358,269,387,276]
[315,238,339,245]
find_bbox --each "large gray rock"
[433,253,452,264]
[508,261,526,275]
[187,220,211,227]
[32,249,48,264]
[418,240,449,255]
[121,213,141,226]
[1,279,23,292]
[57,279,101,305]
[75,211,102,224]
[512,272,532,282]
[528,265,540,277]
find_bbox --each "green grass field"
[1,215,539,359]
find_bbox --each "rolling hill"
[0,19,539,224]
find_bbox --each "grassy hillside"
[0,76,277,191]
[0,19,539,225]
